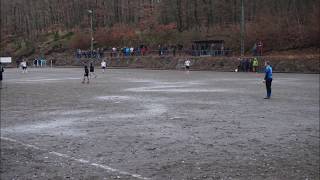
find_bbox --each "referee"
[263,61,273,99]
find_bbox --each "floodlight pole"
[88,10,93,59]
[240,0,245,57]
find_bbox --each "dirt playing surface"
[1,68,319,180]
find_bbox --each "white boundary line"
[6,77,80,83]
[1,136,151,180]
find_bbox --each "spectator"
[97,48,100,58]
[141,46,146,56]
[240,58,246,72]
[252,57,259,72]
[112,47,117,57]
[158,45,162,56]
[236,58,241,72]
[249,58,253,72]
[79,49,82,58]
[245,58,250,72]
[121,47,124,56]
[221,44,225,56]
[238,58,241,71]
[82,50,86,58]
[201,45,205,56]
[125,47,130,56]
[136,47,141,56]
[34,58,37,67]
[172,45,176,56]
[130,47,134,56]
[164,46,168,56]
[93,50,97,58]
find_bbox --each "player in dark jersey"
[89,63,97,78]
[82,65,90,84]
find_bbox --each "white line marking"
[2,117,86,137]
[91,163,119,172]
[23,78,80,82]
[1,136,151,180]
[73,158,90,164]
[1,137,43,150]
[49,151,70,158]
[8,78,80,83]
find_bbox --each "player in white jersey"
[101,60,107,73]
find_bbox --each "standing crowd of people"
[114,45,148,57]
[75,44,188,59]
[76,46,149,59]
[33,58,47,67]
[158,44,184,56]
[76,48,105,59]
[237,57,260,72]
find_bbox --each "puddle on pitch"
[95,95,132,101]
[44,109,95,116]
[126,86,232,93]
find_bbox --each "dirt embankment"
[10,50,319,73]
[48,52,319,73]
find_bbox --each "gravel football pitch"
[1,68,319,180]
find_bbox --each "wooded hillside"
[1,0,319,56]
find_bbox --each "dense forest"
[0,0,319,56]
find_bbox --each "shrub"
[68,32,91,49]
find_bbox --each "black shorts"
[102,66,106,69]
[22,67,27,70]
[84,73,89,77]
[186,66,190,69]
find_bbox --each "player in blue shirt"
[263,61,273,99]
